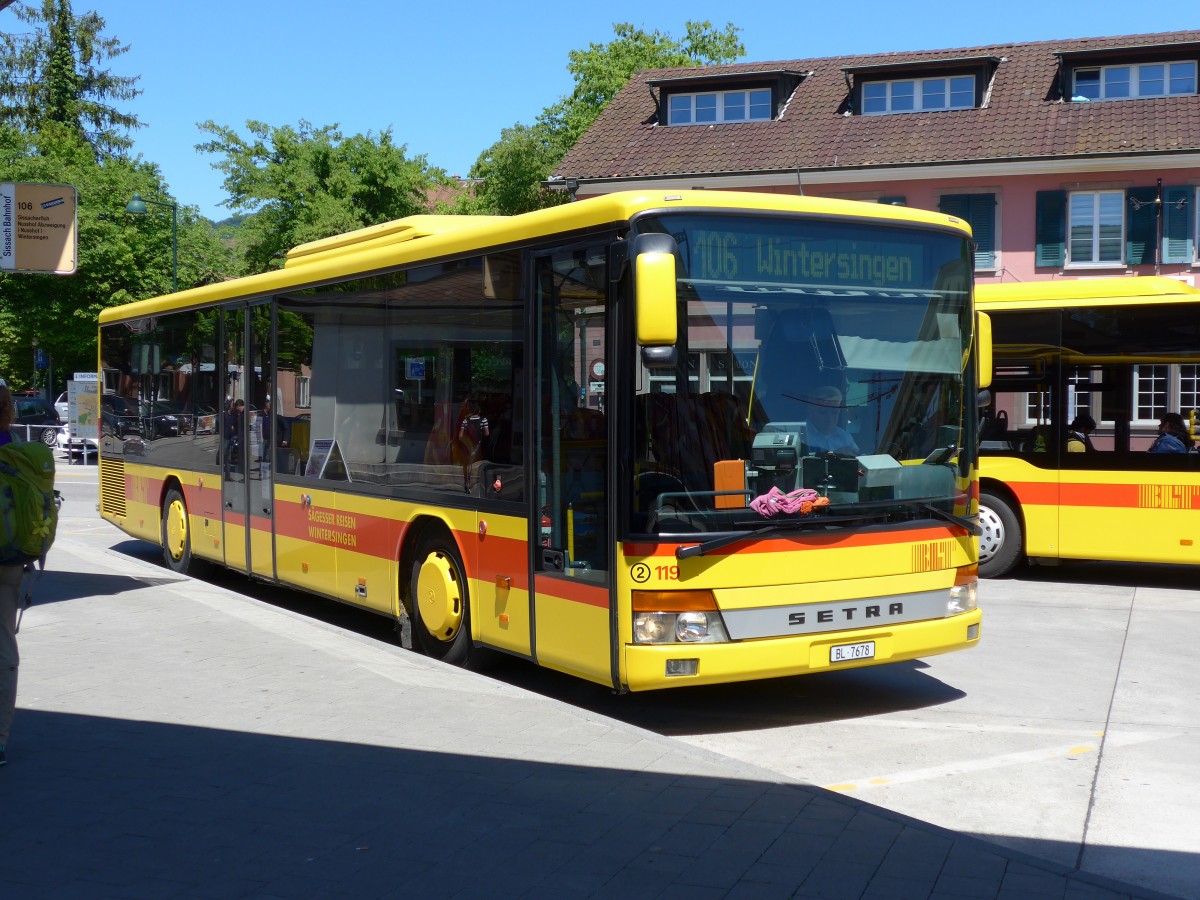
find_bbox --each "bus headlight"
[947,565,978,614]
[634,613,673,644]
[633,611,730,643]
[631,590,730,644]
[676,611,728,642]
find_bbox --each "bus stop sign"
[1,182,78,275]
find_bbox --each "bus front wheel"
[410,536,472,666]
[161,487,194,575]
[978,490,1023,578]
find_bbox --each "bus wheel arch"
[403,518,473,666]
[978,484,1024,578]
[160,480,194,575]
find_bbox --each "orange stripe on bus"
[1004,481,1059,505]
[274,498,401,558]
[534,573,609,609]
[1010,481,1200,511]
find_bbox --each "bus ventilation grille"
[100,460,127,517]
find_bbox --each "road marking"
[823,731,1171,792]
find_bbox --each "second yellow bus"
[977,276,1200,576]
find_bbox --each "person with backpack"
[0,385,59,766]
[0,387,24,766]
[456,395,490,491]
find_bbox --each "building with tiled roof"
[553,30,1200,284]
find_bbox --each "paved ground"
[0,490,1186,898]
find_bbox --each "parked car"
[13,395,62,446]
[140,400,182,440]
[57,427,98,458]
[100,394,143,438]
[54,391,69,421]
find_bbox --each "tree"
[455,123,569,217]
[196,120,452,273]
[0,0,141,157]
[0,123,235,392]
[545,20,744,147]
[460,21,744,215]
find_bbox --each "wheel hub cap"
[416,551,462,641]
[165,500,187,561]
[977,505,1004,562]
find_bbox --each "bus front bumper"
[621,608,982,691]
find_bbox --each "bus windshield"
[628,213,974,536]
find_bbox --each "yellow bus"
[99,190,983,690]
[977,276,1200,577]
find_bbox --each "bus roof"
[976,276,1200,310]
[101,190,972,324]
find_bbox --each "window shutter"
[1162,186,1194,264]
[1125,186,1158,266]
[939,193,997,269]
[1035,191,1066,267]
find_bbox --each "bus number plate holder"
[830,641,875,663]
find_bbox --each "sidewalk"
[0,530,1182,899]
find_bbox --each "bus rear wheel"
[161,487,194,575]
[978,490,1023,578]
[410,536,472,666]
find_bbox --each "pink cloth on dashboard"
[749,486,829,517]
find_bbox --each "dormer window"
[842,56,998,116]
[862,76,975,114]
[1057,42,1200,103]
[1072,61,1197,100]
[668,89,773,125]
[649,70,807,127]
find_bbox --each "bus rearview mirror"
[632,233,678,348]
[976,311,992,389]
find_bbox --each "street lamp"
[125,193,178,293]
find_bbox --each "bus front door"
[530,247,614,686]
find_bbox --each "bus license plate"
[830,641,875,663]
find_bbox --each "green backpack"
[0,437,59,565]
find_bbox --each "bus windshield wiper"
[892,498,979,535]
[920,503,980,535]
[677,523,794,559]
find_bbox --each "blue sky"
[78,2,1198,221]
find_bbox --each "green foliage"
[196,120,452,274]
[460,20,744,216]
[0,124,236,393]
[456,123,570,217]
[0,0,141,157]
[545,21,744,145]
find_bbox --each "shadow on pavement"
[1,710,1183,899]
[31,569,187,606]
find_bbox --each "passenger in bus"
[1148,412,1193,454]
[457,395,490,490]
[806,386,859,456]
[223,398,245,466]
[1066,414,1096,453]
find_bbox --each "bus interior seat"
[979,408,1009,447]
